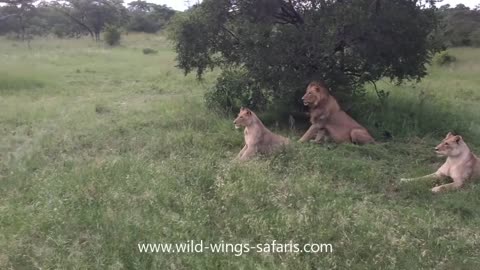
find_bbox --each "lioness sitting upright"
[299,81,374,144]
[401,132,480,193]
[234,107,290,161]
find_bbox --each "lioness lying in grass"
[234,107,290,161]
[401,132,480,193]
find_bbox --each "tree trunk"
[20,15,25,42]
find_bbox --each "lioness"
[401,132,480,193]
[299,81,374,144]
[234,107,290,161]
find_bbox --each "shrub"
[142,48,158,55]
[95,104,111,114]
[53,26,65,38]
[104,25,121,46]
[433,51,456,66]
[205,69,268,114]
[470,29,480,47]
[170,0,443,113]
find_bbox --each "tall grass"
[1,36,480,269]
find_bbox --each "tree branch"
[221,26,240,43]
[54,6,95,39]
[273,0,304,26]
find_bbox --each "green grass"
[1,34,480,269]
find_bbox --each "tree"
[437,4,480,47]
[0,0,174,38]
[0,1,82,38]
[0,0,36,40]
[127,1,175,33]
[169,0,443,113]
[53,0,127,41]
[39,2,85,37]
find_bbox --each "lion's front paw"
[431,186,442,193]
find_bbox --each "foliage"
[127,0,175,33]
[0,2,86,38]
[0,0,176,39]
[103,25,121,46]
[437,4,480,47]
[169,0,443,113]
[470,28,480,47]
[52,0,128,41]
[205,69,268,114]
[0,0,36,40]
[142,47,157,54]
[433,50,457,66]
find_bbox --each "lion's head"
[234,107,255,129]
[302,81,330,107]
[435,132,467,157]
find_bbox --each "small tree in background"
[104,24,121,46]
[127,0,175,33]
[169,0,443,114]
[53,0,128,41]
[0,0,36,41]
[470,29,480,47]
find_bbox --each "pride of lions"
[234,81,480,193]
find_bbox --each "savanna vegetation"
[169,0,444,114]
[1,33,480,269]
[1,0,480,269]
[438,3,480,47]
[0,0,175,41]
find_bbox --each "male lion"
[234,107,290,161]
[299,81,374,144]
[401,132,480,193]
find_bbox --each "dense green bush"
[104,25,121,46]
[470,29,480,47]
[142,48,158,54]
[205,69,268,114]
[433,51,457,66]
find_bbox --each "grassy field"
[1,34,480,269]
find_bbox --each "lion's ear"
[446,132,453,138]
[245,109,251,115]
[455,135,462,143]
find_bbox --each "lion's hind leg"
[350,128,375,144]
[312,129,327,144]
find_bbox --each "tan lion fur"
[234,107,290,161]
[401,132,480,193]
[299,81,374,144]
